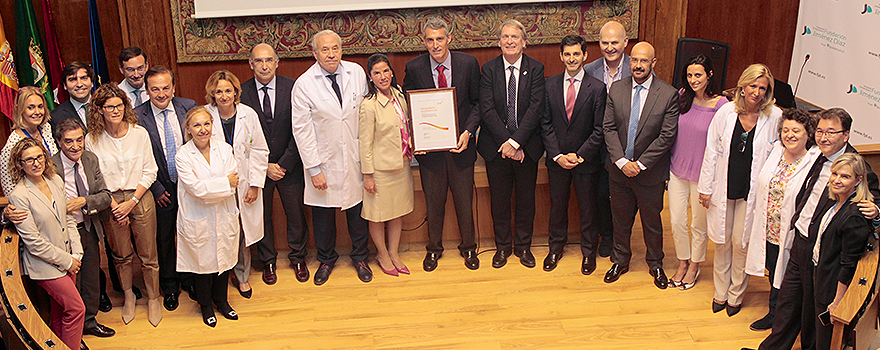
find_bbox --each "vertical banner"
[14,0,55,110]
[789,0,880,146]
[41,0,67,104]
[88,0,110,87]
[0,15,19,120]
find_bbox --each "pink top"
[670,96,729,182]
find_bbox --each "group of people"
[0,16,878,350]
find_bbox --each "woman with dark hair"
[1,86,59,195]
[359,53,414,277]
[744,109,820,330]
[85,84,162,326]
[667,55,728,289]
[7,137,84,349]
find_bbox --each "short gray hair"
[497,19,527,41]
[424,17,451,36]
[310,30,342,52]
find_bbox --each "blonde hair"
[497,19,528,41]
[8,138,56,186]
[828,153,874,203]
[12,87,51,129]
[87,84,139,142]
[182,106,212,142]
[204,70,241,107]
[732,64,776,116]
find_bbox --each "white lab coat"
[697,102,782,246]
[175,140,240,274]
[206,103,270,246]
[744,142,820,288]
[291,61,368,210]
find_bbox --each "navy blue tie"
[327,74,342,106]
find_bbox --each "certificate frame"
[406,87,460,152]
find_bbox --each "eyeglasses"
[102,103,125,112]
[738,131,749,153]
[815,129,846,138]
[122,65,147,74]
[20,153,45,165]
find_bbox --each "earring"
[740,90,745,96]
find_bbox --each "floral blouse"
[765,156,804,245]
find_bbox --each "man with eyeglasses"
[49,61,96,134]
[117,47,149,108]
[239,43,309,286]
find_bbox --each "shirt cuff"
[307,166,322,177]
[552,154,563,162]
[507,139,520,149]
[637,161,647,170]
[614,158,629,169]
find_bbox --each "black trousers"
[311,202,370,266]
[546,164,599,257]
[597,166,614,247]
[608,177,665,269]
[155,194,185,296]
[420,153,476,254]
[257,175,308,265]
[485,156,538,252]
[759,233,816,350]
[193,270,230,308]
[766,242,780,316]
[77,223,100,328]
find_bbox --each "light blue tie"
[162,110,178,182]
[625,85,644,160]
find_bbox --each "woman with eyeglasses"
[1,87,59,195]
[85,84,162,326]
[6,137,84,349]
[697,64,781,317]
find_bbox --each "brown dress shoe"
[262,262,278,285]
[292,261,309,283]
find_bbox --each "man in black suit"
[50,62,95,134]
[478,19,545,269]
[751,108,880,350]
[402,18,481,271]
[240,43,309,284]
[539,35,606,274]
[134,66,197,311]
[602,42,678,289]
[52,119,115,345]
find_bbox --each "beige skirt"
[362,163,414,222]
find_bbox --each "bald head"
[249,43,279,85]
[629,42,656,84]
[598,21,628,67]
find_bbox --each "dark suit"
[240,75,308,265]
[540,72,606,256]
[583,54,632,86]
[135,97,197,295]
[477,54,545,251]
[402,52,480,254]
[49,100,83,135]
[603,75,678,269]
[52,151,111,329]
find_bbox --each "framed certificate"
[407,87,459,152]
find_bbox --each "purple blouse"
[670,96,729,182]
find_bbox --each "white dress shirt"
[118,79,149,107]
[60,154,88,224]
[795,145,847,236]
[85,124,158,192]
[615,74,654,170]
[150,103,184,152]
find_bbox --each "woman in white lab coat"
[203,70,269,298]
[175,106,241,327]
[743,109,820,330]
[697,64,781,317]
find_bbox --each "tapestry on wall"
[170,0,639,63]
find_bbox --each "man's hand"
[244,186,259,204]
[621,161,641,177]
[112,200,136,221]
[512,149,525,163]
[156,191,172,207]
[311,173,328,190]
[227,172,240,188]
[699,193,712,209]
[67,258,82,275]
[450,132,470,154]
[498,141,517,159]
[857,200,879,220]
[555,155,578,170]
[267,163,286,182]
[66,197,87,214]
[363,174,377,194]
[4,204,28,224]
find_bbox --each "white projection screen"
[193,0,574,18]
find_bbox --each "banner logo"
[862,4,872,13]
[847,84,858,94]
[849,84,880,111]
[801,26,811,35]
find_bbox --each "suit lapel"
[172,98,187,128]
[420,56,437,89]
[26,177,61,223]
[635,81,661,138]
[275,77,292,117]
[516,57,529,120]
[549,75,567,125]
[569,77,592,126]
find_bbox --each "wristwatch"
[131,196,140,204]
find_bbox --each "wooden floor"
[84,229,791,350]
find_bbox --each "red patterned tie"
[566,77,577,121]
[437,65,448,88]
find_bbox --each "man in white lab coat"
[291,30,372,285]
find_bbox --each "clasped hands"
[555,153,580,170]
[498,141,524,162]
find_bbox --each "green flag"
[14,0,55,109]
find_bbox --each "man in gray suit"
[52,118,116,341]
[601,42,678,289]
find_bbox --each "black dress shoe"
[516,249,536,268]
[650,268,668,290]
[314,264,333,286]
[215,302,238,320]
[132,285,143,300]
[81,340,89,350]
[423,251,441,272]
[98,292,112,313]
[543,252,562,272]
[354,261,373,283]
[461,250,479,270]
[727,304,742,317]
[262,262,278,285]
[292,261,310,283]
[603,263,629,283]
[201,305,217,327]
[581,255,597,275]
[492,250,511,268]
[82,323,116,337]
[183,285,196,301]
[749,313,774,331]
[598,239,613,258]
[163,292,179,311]
[712,300,726,313]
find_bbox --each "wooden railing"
[830,233,880,350]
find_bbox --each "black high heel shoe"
[215,302,239,320]
[712,300,726,313]
[201,305,217,327]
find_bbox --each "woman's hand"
[699,193,712,209]
[67,258,82,275]
[244,186,259,204]
[363,174,377,194]
[112,199,136,220]
[227,172,240,188]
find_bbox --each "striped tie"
[506,66,517,133]
[162,110,178,182]
[625,85,644,160]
